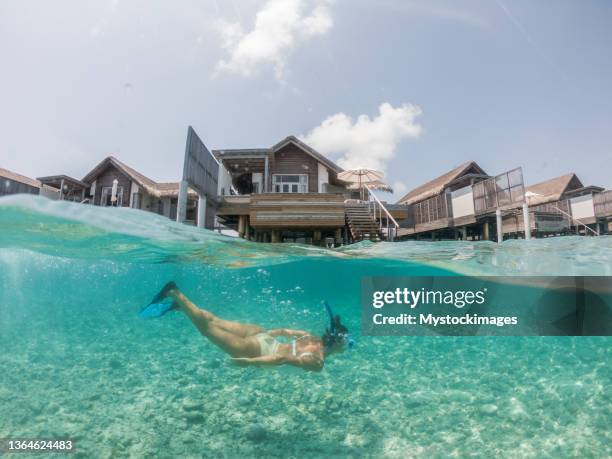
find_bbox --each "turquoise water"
[0,195,610,458]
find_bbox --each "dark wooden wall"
[89,164,132,207]
[250,193,345,229]
[269,144,319,192]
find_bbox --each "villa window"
[272,174,308,193]
[131,192,142,209]
[100,186,123,207]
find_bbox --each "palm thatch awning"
[82,156,196,199]
[525,173,583,205]
[396,161,487,205]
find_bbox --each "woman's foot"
[150,281,178,304]
[139,281,180,319]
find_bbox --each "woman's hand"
[229,357,253,367]
[284,328,309,337]
[229,355,285,367]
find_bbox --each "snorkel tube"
[323,301,335,333]
[323,301,354,349]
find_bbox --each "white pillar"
[176,180,189,223]
[522,203,531,240]
[197,194,207,228]
[496,208,503,243]
[264,155,269,193]
[111,178,118,206]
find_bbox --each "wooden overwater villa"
[213,136,404,245]
[2,127,611,245]
[394,162,612,241]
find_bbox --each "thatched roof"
[525,173,583,205]
[396,161,487,205]
[0,167,41,188]
[156,182,197,197]
[82,156,195,198]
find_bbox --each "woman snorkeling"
[140,282,352,372]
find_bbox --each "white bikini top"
[291,335,314,358]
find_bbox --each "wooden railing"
[549,202,599,236]
[594,190,612,218]
[473,167,525,214]
[529,199,571,215]
[413,193,452,225]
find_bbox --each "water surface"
[0,196,610,458]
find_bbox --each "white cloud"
[393,181,407,195]
[215,0,333,81]
[301,103,423,171]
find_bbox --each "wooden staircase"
[345,202,382,242]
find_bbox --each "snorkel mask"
[323,301,354,350]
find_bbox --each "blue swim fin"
[139,297,177,319]
[139,281,179,319]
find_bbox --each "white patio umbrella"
[338,168,384,199]
[346,180,393,193]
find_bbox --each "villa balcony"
[216,193,346,229]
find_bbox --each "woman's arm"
[230,355,286,367]
[288,354,324,372]
[267,328,310,338]
[230,354,323,372]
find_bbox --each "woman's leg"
[213,317,264,338]
[168,289,260,357]
[170,288,263,337]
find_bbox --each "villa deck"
[217,193,346,231]
[248,193,346,229]
[215,193,409,243]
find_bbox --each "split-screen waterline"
[1,1,611,457]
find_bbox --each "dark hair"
[322,315,348,351]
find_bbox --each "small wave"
[0,195,337,267]
[1,195,612,275]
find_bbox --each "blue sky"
[1,0,611,199]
